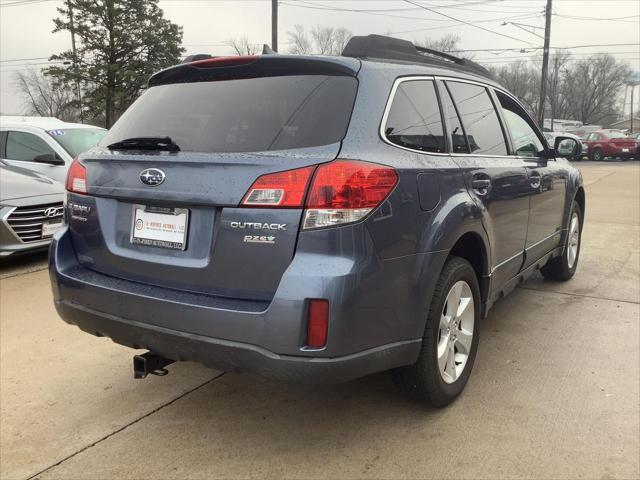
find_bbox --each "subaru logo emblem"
[44,207,63,218]
[140,168,165,186]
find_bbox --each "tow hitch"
[133,352,175,379]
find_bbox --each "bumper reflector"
[307,299,329,348]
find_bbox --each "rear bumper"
[50,227,440,383]
[55,299,420,383]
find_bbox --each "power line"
[0,56,51,63]
[402,0,537,45]
[447,43,640,53]
[0,0,57,7]
[283,0,541,22]
[554,13,639,23]
[474,51,640,61]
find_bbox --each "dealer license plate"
[42,221,63,238]
[131,205,189,250]
[622,148,629,153]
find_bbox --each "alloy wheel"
[437,280,475,384]
[567,212,580,269]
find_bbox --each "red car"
[584,130,637,161]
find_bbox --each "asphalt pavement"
[1,161,638,480]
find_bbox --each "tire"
[392,257,480,407]
[591,148,604,162]
[541,201,582,281]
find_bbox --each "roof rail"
[341,34,494,81]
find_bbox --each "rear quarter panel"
[331,62,490,341]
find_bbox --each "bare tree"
[288,25,351,55]
[14,69,79,121]
[562,54,631,125]
[224,37,260,56]
[546,51,572,127]
[419,34,461,53]
[490,60,540,117]
[287,25,312,55]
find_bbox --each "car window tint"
[496,91,544,157]
[384,80,445,153]
[101,75,357,153]
[446,81,507,156]
[441,84,469,153]
[5,131,55,162]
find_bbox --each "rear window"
[48,128,106,157]
[606,131,627,139]
[101,75,357,153]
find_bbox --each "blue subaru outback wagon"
[50,35,584,407]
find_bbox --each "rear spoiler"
[149,55,360,87]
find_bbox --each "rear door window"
[5,131,56,162]
[101,75,358,153]
[446,81,508,156]
[383,80,445,153]
[440,84,469,153]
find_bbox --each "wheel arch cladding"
[574,187,585,217]
[448,231,490,303]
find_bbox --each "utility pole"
[68,1,84,123]
[631,85,635,133]
[271,0,278,52]
[537,0,552,129]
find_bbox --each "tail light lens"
[303,160,398,229]
[240,160,397,229]
[65,157,87,193]
[307,299,329,348]
[241,166,315,207]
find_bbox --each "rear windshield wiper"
[106,136,180,152]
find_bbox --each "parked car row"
[0,116,105,257]
[545,129,639,161]
[582,129,638,161]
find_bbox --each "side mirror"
[33,153,65,166]
[553,136,580,159]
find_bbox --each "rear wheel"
[591,148,604,161]
[541,201,582,281]
[392,257,480,407]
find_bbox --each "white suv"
[0,116,106,183]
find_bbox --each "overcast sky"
[1,0,639,116]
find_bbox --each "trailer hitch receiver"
[133,352,175,379]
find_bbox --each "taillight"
[240,160,397,229]
[303,160,398,229]
[241,166,315,207]
[307,299,329,348]
[65,157,87,193]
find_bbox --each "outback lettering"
[230,221,286,231]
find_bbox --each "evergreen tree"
[47,0,184,127]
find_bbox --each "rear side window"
[5,131,55,162]
[101,75,357,153]
[383,80,445,153]
[446,81,507,156]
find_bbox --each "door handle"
[471,178,491,196]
